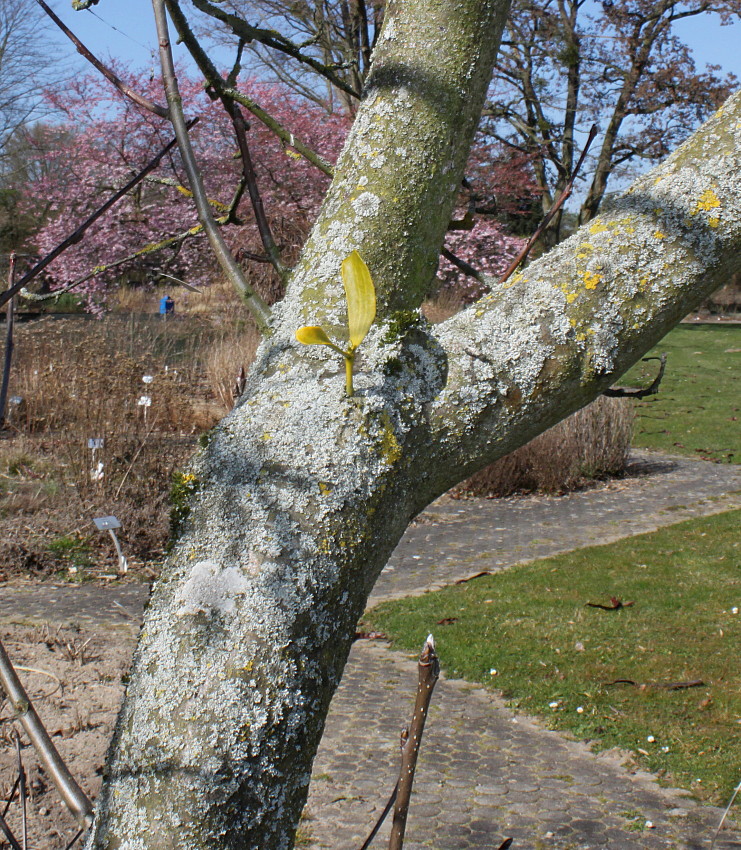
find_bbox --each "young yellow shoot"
[295,252,377,396]
[342,251,376,350]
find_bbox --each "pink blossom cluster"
[21,68,535,309]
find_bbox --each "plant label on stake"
[88,438,105,482]
[138,394,152,424]
[93,515,128,575]
[296,251,376,396]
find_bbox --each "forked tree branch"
[0,637,93,830]
[164,0,332,176]
[35,0,169,118]
[224,86,334,176]
[189,0,360,101]
[166,0,286,276]
[603,353,667,398]
[152,0,272,332]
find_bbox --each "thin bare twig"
[0,125,196,311]
[224,86,333,176]
[441,247,496,288]
[0,807,22,850]
[358,782,398,850]
[2,776,20,820]
[603,354,667,398]
[440,125,598,289]
[388,634,440,850]
[189,0,360,101]
[35,0,169,117]
[0,253,16,427]
[13,732,27,850]
[164,0,287,278]
[114,416,159,500]
[499,124,599,284]
[0,638,93,829]
[64,829,84,850]
[151,0,272,332]
[710,780,741,850]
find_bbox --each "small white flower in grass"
[489,668,498,676]
[645,821,654,829]
[732,607,738,615]
[661,746,670,752]
[138,395,152,407]
[576,706,584,714]
[647,735,655,743]
[549,701,561,709]
[142,375,154,384]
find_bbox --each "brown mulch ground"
[0,624,135,849]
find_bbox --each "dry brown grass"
[204,324,261,414]
[457,396,634,498]
[0,314,260,580]
[0,308,635,581]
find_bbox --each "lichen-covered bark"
[86,2,741,845]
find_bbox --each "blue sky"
[46,0,741,82]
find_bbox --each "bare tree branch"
[34,0,169,118]
[388,635,440,850]
[0,637,93,829]
[152,0,273,332]
[189,0,360,101]
[603,353,667,398]
[166,0,286,275]
[223,85,334,176]
[0,125,195,310]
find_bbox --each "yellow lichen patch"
[654,231,666,240]
[502,272,525,290]
[556,280,579,303]
[575,331,587,342]
[582,271,602,290]
[639,276,650,291]
[569,318,577,327]
[693,189,721,215]
[378,412,402,465]
[588,222,610,235]
[708,217,720,228]
[262,432,272,441]
[318,481,333,496]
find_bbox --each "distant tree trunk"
[0,254,16,427]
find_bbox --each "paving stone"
[3,452,741,848]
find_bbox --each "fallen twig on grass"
[586,597,635,611]
[603,678,704,690]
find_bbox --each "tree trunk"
[86,1,741,845]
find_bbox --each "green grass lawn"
[366,509,741,803]
[622,324,740,463]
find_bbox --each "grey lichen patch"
[175,559,252,617]
[426,87,741,474]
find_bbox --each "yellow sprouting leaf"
[296,326,333,346]
[342,251,376,349]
